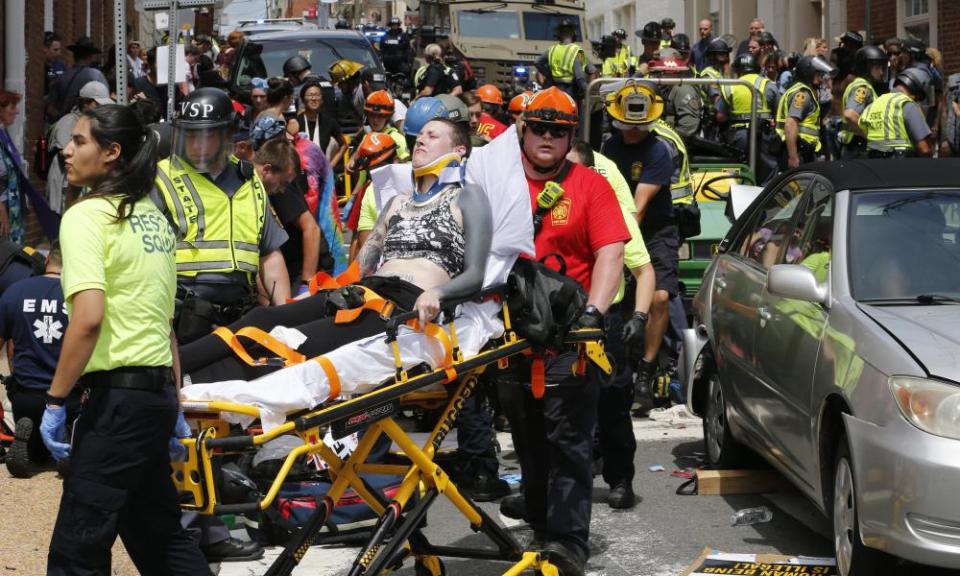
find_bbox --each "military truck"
[418,0,591,96]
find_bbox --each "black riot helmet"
[283,55,312,80]
[793,55,837,84]
[174,87,235,129]
[388,16,401,27]
[660,17,676,30]
[707,37,731,54]
[554,18,577,39]
[732,53,760,75]
[636,21,662,42]
[853,45,887,77]
[612,28,627,40]
[758,31,777,47]
[671,33,691,53]
[896,66,932,101]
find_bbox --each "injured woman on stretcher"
[179,119,535,431]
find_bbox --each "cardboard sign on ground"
[682,548,838,576]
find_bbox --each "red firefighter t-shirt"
[526,162,630,292]
[477,112,508,140]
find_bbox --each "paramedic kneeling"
[42,105,208,575]
[498,87,628,576]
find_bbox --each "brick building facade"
[847,0,960,73]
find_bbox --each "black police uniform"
[379,29,412,78]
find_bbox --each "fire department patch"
[854,87,868,104]
[631,161,644,181]
[550,198,572,226]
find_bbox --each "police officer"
[648,52,702,140]
[698,38,731,139]
[859,67,933,158]
[153,88,291,345]
[671,34,694,74]
[42,103,210,576]
[659,18,676,50]
[415,43,463,98]
[717,53,779,181]
[537,18,590,100]
[602,29,632,77]
[775,55,836,169]
[634,21,663,76]
[839,45,887,159]
[379,17,412,80]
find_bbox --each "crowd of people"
[0,14,953,576]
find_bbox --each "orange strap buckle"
[308,260,361,294]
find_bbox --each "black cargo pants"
[496,351,600,558]
[596,311,636,487]
[47,374,208,576]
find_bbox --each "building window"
[899,0,937,48]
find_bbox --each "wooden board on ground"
[696,469,791,495]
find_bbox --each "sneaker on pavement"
[7,418,34,479]
[201,538,264,562]
[606,481,635,509]
[499,492,526,520]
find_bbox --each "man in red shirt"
[476,84,508,141]
[497,87,628,575]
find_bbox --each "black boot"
[499,492,526,520]
[606,481,635,509]
[542,541,586,576]
[6,418,33,479]
[632,359,657,416]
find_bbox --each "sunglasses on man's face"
[527,122,572,138]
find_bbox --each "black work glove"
[622,311,648,366]
[573,305,604,331]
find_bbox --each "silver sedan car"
[682,160,960,575]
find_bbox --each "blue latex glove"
[169,411,191,462]
[40,405,71,462]
[295,282,311,297]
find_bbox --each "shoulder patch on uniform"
[854,87,868,104]
[792,92,807,109]
[631,161,644,181]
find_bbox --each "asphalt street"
[216,408,840,576]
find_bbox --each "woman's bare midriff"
[374,257,452,291]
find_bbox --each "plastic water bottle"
[730,506,773,526]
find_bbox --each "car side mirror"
[768,264,828,304]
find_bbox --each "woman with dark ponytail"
[41,104,208,575]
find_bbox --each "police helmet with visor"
[732,53,760,75]
[853,45,887,78]
[173,87,236,172]
[283,55,311,79]
[896,66,932,101]
[793,55,837,84]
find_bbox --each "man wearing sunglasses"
[496,87,628,576]
[600,81,677,417]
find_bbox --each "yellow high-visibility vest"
[860,92,914,152]
[651,120,693,203]
[720,73,772,127]
[775,82,821,151]
[548,43,584,84]
[155,157,267,279]
[840,77,877,144]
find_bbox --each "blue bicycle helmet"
[403,97,448,137]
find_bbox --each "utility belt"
[80,366,174,391]
[843,136,867,150]
[866,148,912,159]
[2,374,47,396]
[176,284,257,326]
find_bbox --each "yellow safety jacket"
[602,45,632,77]
[697,66,721,111]
[660,38,672,51]
[548,43,584,84]
[860,92,914,152]
[651,120,693,203]
[839,77,878,145]
[154,157,267,279]
[775,82,821,152]
[720,73,772,127]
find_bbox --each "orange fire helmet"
[522,87,578,125]
[356,132,398,170]
[476,84,504,106]
[364,90,395,115]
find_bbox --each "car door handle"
[758,306,772,327]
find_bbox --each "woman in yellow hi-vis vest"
[43,104,210,575]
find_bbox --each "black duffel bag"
[676,199,702,239]
[506,254,587,350]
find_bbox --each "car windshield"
[522,12,582,41]
[235,38,379,89]
[850,190,960,301]
[457,10,521,39]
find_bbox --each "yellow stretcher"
[172,289,612,576]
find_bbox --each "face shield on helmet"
[172,88,236,173]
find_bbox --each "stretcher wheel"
[413,556,445,576]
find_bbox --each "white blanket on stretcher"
[181,301,503,431]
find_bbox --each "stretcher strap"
[531,355,545,399]
[334,286,395,324]
[405,319,456,380]
[212,327,306,367]
[315,356,341,400]
[308,260,361,294]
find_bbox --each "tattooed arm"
[356,196,398,277]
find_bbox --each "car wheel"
[833,438,885,576]
[702,370,749,468]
